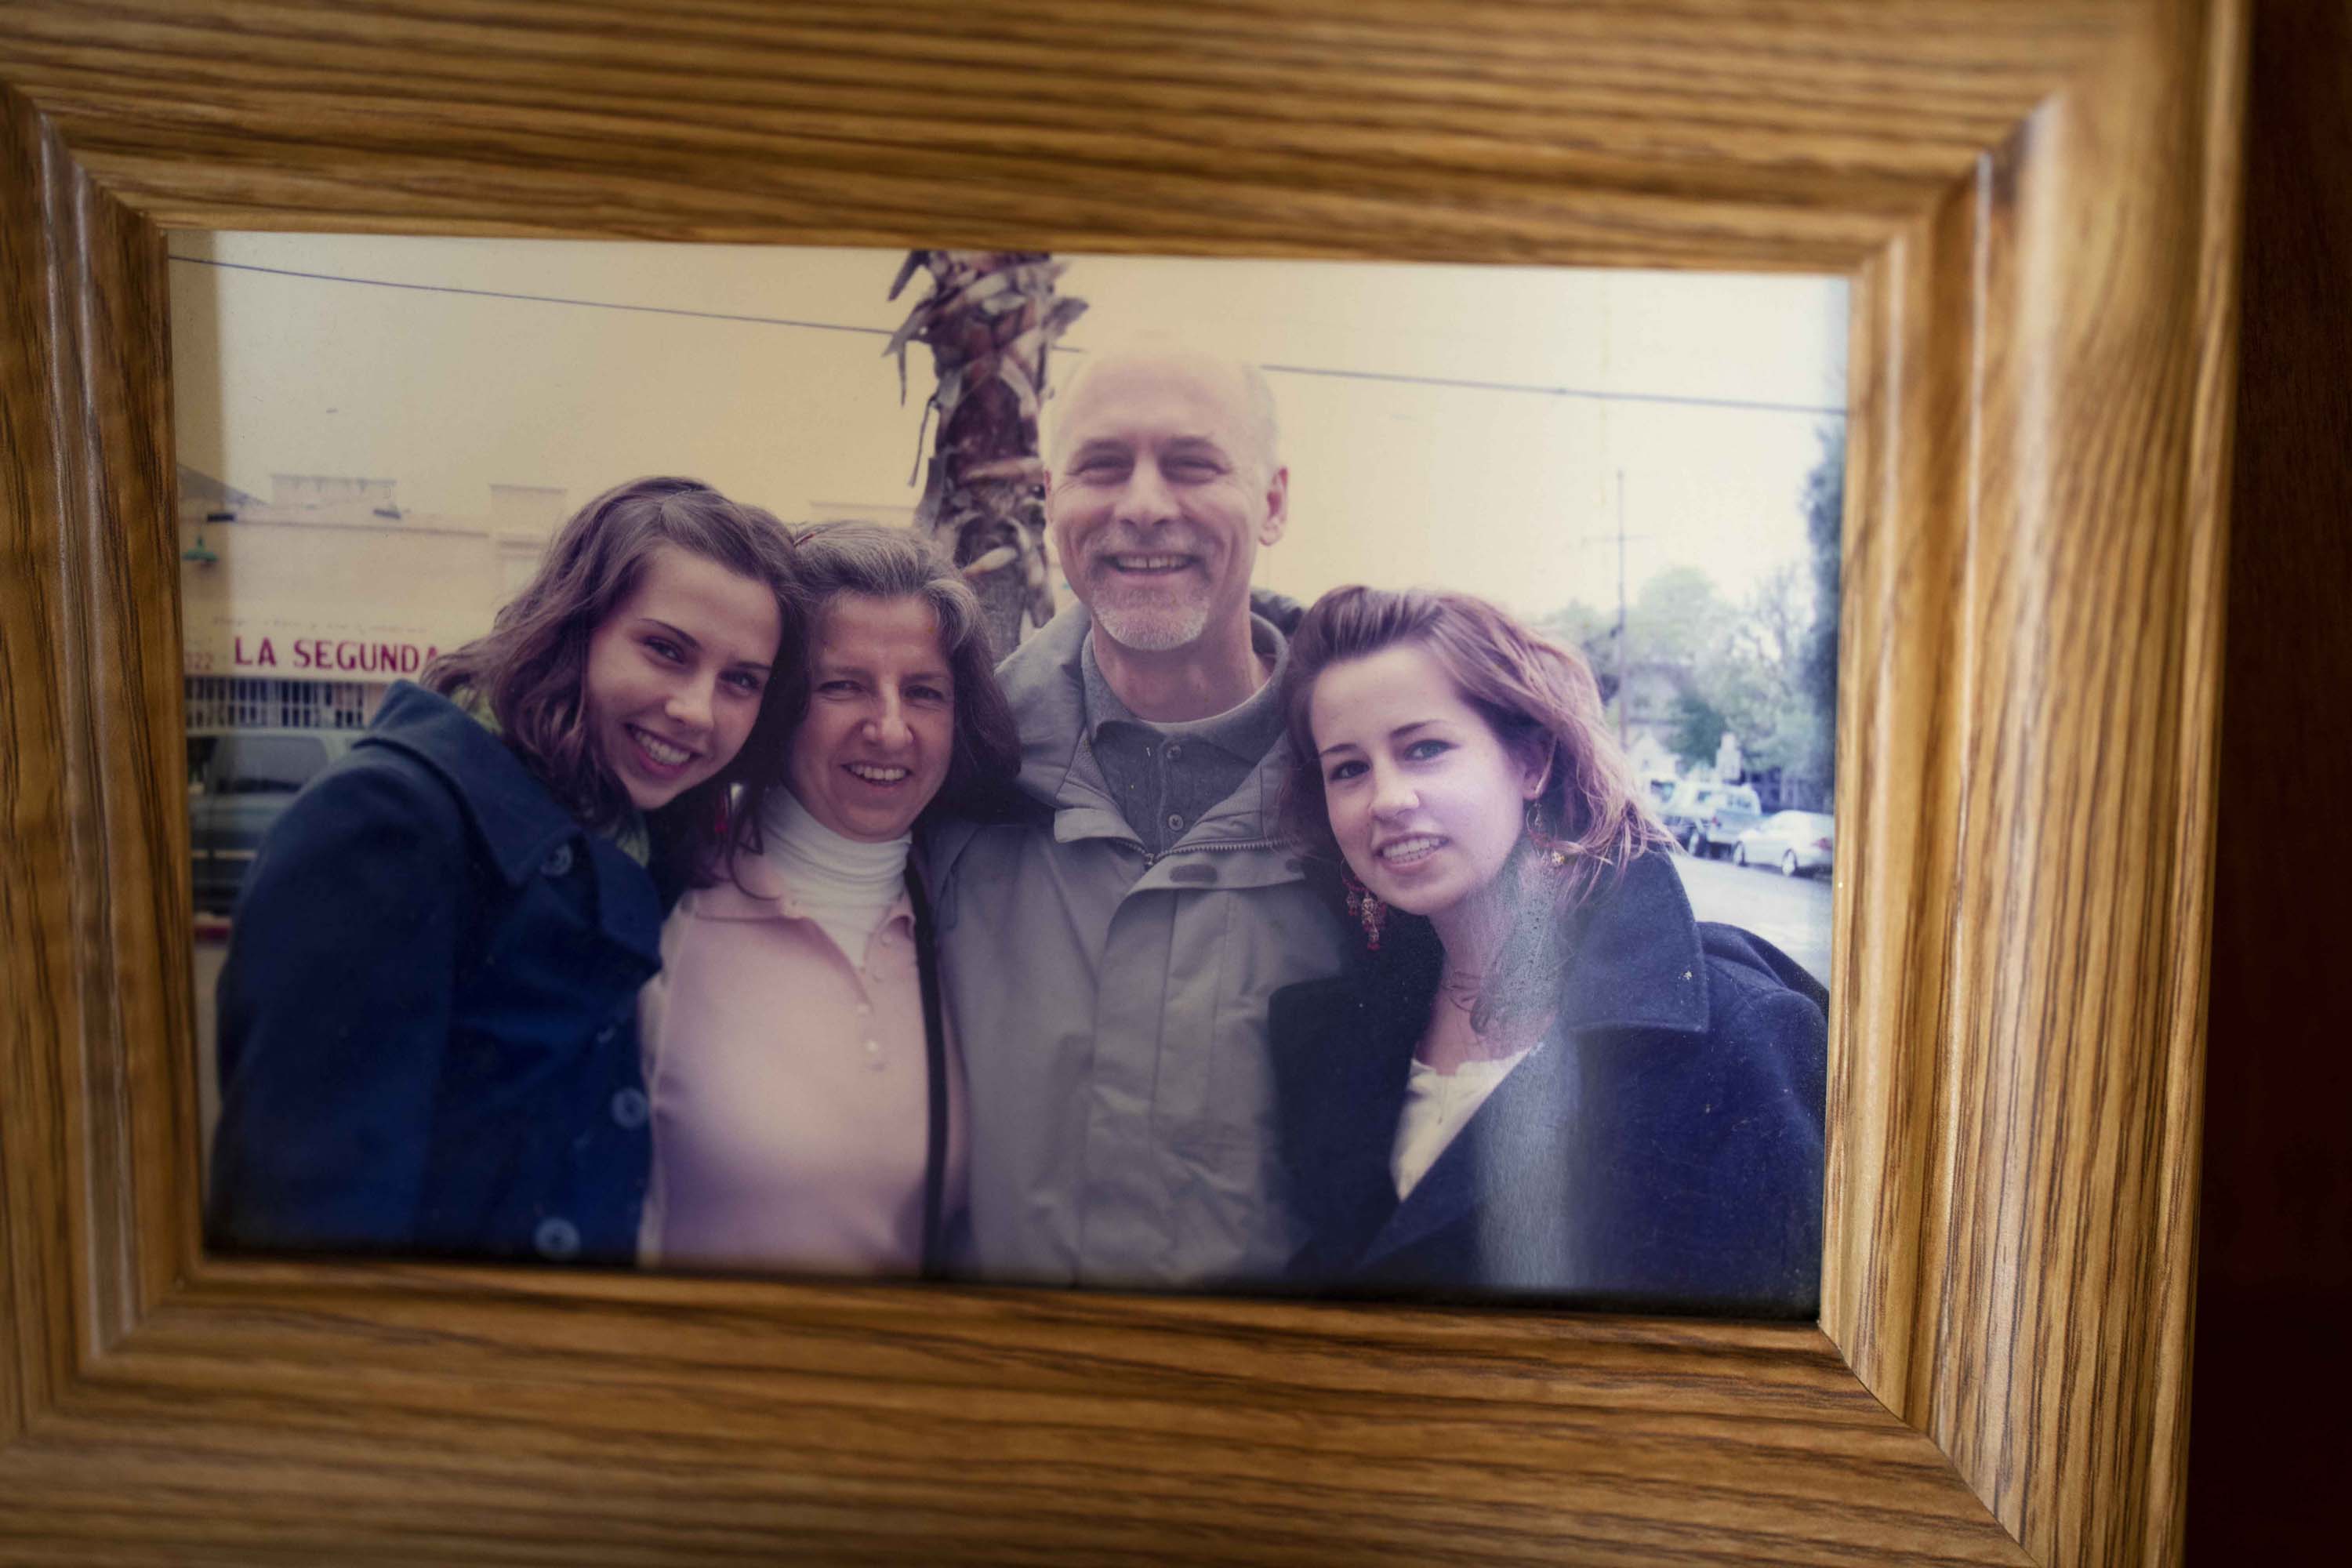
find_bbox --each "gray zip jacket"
[928,604,1348,1288]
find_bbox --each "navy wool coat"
[1269,849,1827,1317]
[209,681,662,1265]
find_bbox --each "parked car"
[1659,780,1762,859]
[188,728,360,913]
[1733,810,1836,878]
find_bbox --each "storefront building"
[180,469,566,731]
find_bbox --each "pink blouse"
[637,854,966,1276]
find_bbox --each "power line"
[168,253,1846,419]
[1259,360,1842,419]
[169,256,893,339]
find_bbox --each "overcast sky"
[170,233,1846,622]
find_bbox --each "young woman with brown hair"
[209,477,800,1265]
[1272,585,1827,1314]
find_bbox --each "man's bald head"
[1047,344,1282,487]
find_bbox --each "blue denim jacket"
[209,681,661,1265]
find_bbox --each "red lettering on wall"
[224,635,443,675]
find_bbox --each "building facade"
[180,469,568,731]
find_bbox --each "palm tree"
[887,249,1087,655]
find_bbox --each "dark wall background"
[2187,0,2352,1552]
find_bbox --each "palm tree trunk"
[887,250,1087,658]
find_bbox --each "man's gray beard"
[1091,596,1213,653]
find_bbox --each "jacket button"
[595,1021,620,1046]
[532,1216,581,1260]
[540,843,574,879]
[610,1087,650,1129]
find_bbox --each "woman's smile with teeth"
[629,726,695,768]
[846,762,910,783]
[1379,835,1446,863]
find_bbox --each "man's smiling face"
[1046,350,1287,656]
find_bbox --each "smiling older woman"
[635,523,1020,1278]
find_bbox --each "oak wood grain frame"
[0,3,2242,1563]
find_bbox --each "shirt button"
[855,1002,872,1018]
[1164,743,1183,761]
[1166,812,1185,832]
[532,1216,581,1260]
[539,843,574,879]
[610,1087,650,1129]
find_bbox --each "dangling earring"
[1341,869,1386,951]
[1525,799,1573,868]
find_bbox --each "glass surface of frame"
[176,232,1846,1315]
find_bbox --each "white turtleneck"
[760,789,911,960]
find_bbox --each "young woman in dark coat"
[207,477,802,1265]
[1270,586,1827,1316]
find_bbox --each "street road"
[1673,851,1834,989]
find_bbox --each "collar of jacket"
[355,681,612,891]
[994,595,1308,845]
[1552,848,1711,1036]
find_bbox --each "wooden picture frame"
[0,2,2241,1563]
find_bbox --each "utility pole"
[1569,471,1647,749]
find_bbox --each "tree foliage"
[1628,566,1728,669]
[1667,692,1730,769]
[1532,600,1617,703]
[887,250,1088,655]
[1798,423,1844,792]
[1534,423,1844,800]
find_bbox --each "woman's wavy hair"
[730,521,1021,857]
[423,476,805,885]
[1277,584,1674,1030]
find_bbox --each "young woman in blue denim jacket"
[208,477,802,1265]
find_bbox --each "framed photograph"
[0,2,2241,1563]
[174,231,1847,1308]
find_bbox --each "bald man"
[928,347,1348,1287]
